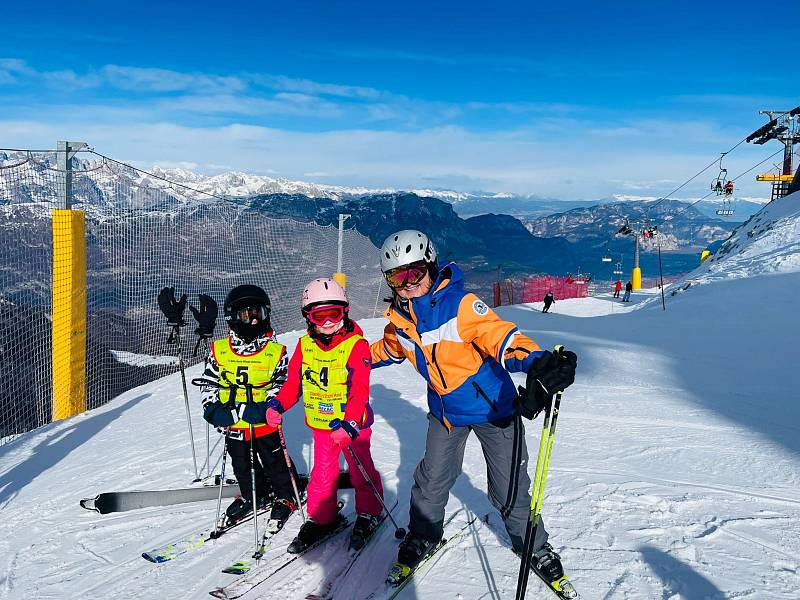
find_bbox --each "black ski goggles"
[232,304,269,323]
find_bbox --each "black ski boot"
[287,514,345,554]
[530,543,578,599]
[265,498,296,535]
[386,531,441,584]
[533,543,565,583]
[225,495,271,525]
[349,513,380,551]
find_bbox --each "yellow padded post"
[332,272,347,289]
[52,209,87,421]
[632,267,642,290]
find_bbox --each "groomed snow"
[1,193,799,599]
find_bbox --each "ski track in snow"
[3,194,800,599]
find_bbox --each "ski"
[209,514,351,599]
[141,504,273,564]
[529,564,579,599]
[365,514,480,600]
[81,485,240,514]
[219,498,309,575]
[304,500,399,600]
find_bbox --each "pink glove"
[266,407,283,427]
[331,427,353,447]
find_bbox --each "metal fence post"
[52,141,88,421]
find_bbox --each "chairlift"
[641,225,658,239]
[613,262,623,277]
[711,153,728,195]
[568,268,591,285]
[601,241,613,262]
[716,182,736,216]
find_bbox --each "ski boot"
[349,513,380,551]
[386,531,441,585]
[287,514,346,554]
[264,498,296,535]
[225,495,271,525]
[532,543,578,599]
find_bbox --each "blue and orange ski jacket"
[370,263,544,427]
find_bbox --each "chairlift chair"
[716,186,735,217]
[601,241,613,262]
[711,153,729,196]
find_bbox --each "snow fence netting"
[0,151,385,445]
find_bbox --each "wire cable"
[86,149,232,203]
[645,135,750,216]
[668,147,785,219]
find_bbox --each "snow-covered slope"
[691,190,800,282]
[1,199,799,599]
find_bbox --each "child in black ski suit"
[198,284,300,534]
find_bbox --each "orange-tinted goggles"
[305,304,346,326]
[384,261,428,289]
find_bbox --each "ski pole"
[330,419,406,540]
[515,345,567,600]
[248,420,260,557]
[203,337,212,479]
[275,423,307,524]
[173,326,200,481]
[211,429,230,539]
[515,390,561,599]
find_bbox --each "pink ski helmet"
[301,278,349,309]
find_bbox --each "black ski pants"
[227,430,298,503]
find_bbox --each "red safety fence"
[521,276,589,303]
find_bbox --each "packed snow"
[1,194,799,600]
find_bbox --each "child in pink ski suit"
[267,277,383,552]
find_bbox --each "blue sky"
[1,1,797,199]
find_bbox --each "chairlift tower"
[632,232,641,290]
[747,106,800,201]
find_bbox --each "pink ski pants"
[307,427,384,524]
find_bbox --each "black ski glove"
[239,400,267,425]
[190,294,218,337]
[190,294,218,355]
[158,286,188,327]
[518,348,578,419]
[203,400,239,428]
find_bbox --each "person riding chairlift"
[724,181,734,197]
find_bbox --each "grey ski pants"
[408,413,548,552]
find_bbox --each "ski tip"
[208,589,228,599]
[79,497,99,512]
[141,552,170,564]
[221,561,252,575]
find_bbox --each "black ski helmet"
[224,284,271,342]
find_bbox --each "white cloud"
[100,65,247,93]
[249,74,383,99]
[0,60,781,200]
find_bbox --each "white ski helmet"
[379,230,438,272]
[301,277,349,309]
